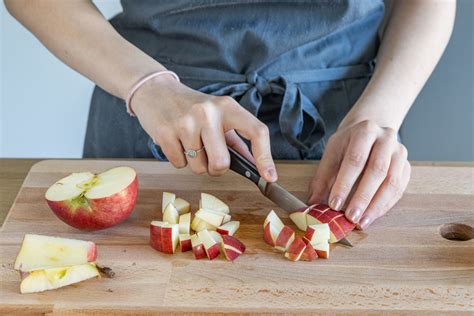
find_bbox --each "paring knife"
[228,147,353,247]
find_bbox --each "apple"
[20,263,100,294]
[209,231,222,245]
[304,223,330,245]
[200,193,229,214]
[300,241,318,261]
[191,234,206,260]
[174,197,190,215]
[178,212,191,234]
[197,230,220,260]
[163,203,179,224]
[191,217,216,232]
[274,226,295,252]
[195,209,225,227]
[313,242,330,259]
[45,166,138,230]
[221,235,246,261]
[306,204,355,243]
[284,236,306,262]
[263,210,284,246]
[216,221,240,236]
[179,234,192,252]
[289,206,311,231]
[162,192,176,212]
[14,234,96,272]
[150,221,179,254]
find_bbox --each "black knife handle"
[228,147,260,185]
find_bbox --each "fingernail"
[265,168,277,182]
[359,216,373,230]
[346,208,362,223]
[330,197,343,210]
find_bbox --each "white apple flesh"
[174,197,190,215]
[197,229,220,260]
[162,203,179,224]
[161,192,176,213]
[195,209,225,227]
[178,212,191,234]
[200,193,229,214]
[216,221,240,236]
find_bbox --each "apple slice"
[216,221,240,236]
[178,213,191,234]
[195,209,225,227]
[150,221,179,254]
[163,203,179,225]
[162,192,176,213]
[191,217,216,232]
[14,234,96,272]
[45,166,138,230]
[221,235,246,261]
[313,242,330,259]
[306,204,355,243]
[197,230,220,260]
[284,236,306,262]
[263,210,285,246]
[304,223,330,245]
[289,206,311,231]
[179,234,192,252]
[20,263,100,294]
[200,193,229,214]
[209,231,222,245]
[274,226,295,252]
[300,241,318,261]
[174,197,190,215]
[191,234,206,259]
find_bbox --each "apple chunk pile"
[14,234,100,294]
[150,192,245,261]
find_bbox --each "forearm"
[340,0,456,131]
[4,0,165,99]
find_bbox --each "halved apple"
[150,221,179,254]
[174,197,190,215]
[162,192,176,213]
[200,193,229,214]
[304,223,330,245]
[216,221,240,236]
[178,213,191,234]
[263,210,284,246]
[197,229,220,260]
[306,204,355,243]
[45,166,138,230]
[195,209,225,227]
[179,234,192,252]
[274,226,295,252]
[20,263,100,294]
[289,206,311,231]
[284,236,306,262]
[163,203,179,225]
[14,234,96,272]
[300,241,318,261]
[313,242,330,259]
[191,234,206,259]
[221,235,246,261]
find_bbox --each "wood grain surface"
[0,159,473,315]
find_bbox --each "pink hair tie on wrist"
[125,70,180,117]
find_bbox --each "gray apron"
[84,0,385,160]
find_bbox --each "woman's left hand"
[307,120,411,230]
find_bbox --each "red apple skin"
[192,244,207,260]
[222,235,246,254]
[205,243,221,260]
[223,248,242,261]
[180,239,192,252]
[47,176,138,231]
[300,242,318,261]
[306,204,355,242]
[263,223,275,246]
[87,242,97,262]
[285,237,306,262]
[275,225,295,251]
[315,248,329,259]
[150,225,174,254]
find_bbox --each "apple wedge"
[20,263,100,294]
[197,229,220,260]
[179,234,192,252]
[191,217,216,232]
[174,197,190,215]
[313,242,330,259]
[300,240,318,261]
[14,234,96,272]
[306,204,355,243]
[162,192,176,212]
[200,193,229,214]
[263,210,284,246]
[216,221,240,236]
[45,166,138,230]
[221,235,246,261]
[191,234,206,259]
[195,209,225,227]
[274,226,295,252]
[178,213,191,234]
[163,203,179,225]
[284,236,306,262]
[150,221,179,254]
[209,231,222,245]
[304,223,330,245]
[289,206,311,231]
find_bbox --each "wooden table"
[0,159,473,315]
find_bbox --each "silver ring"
[184,147,205,158]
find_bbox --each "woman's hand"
[308,120,411,230]
[131,75,277,182]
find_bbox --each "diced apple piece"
[162,192,176,213]
[178,213,191,234]
[274,226,295,252]
[209,231,222,245]
[191,217,216,232]
[264,210,284,228]
[263,210,285,247]
[20,263,100,294]
[221,235,246,261]
[195,209,225,227]
[306,204,355,243]
[150,221,179,254]
[284,237,306,262]
[304,223,330,245]
[289,206,311,231]
[191,234,206,259]
[216,221,240,236]
[179,234,192,252]
[200,193,229,214]
[313,242,330,259]
[174,197,190,215]
[14,234,96,272]
[197,230,220,260]
[300,241,318,261]
[162,203,179,225]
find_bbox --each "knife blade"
[228,147,353,247]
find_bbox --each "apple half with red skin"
[179,234,192,252]
[306,204,355,243]
[221,235,246,261]
[300,241,318,261]
[216,221,240,236]
[150,221,179,254]
[191,234,206,260]
[14,234,97,272]
[197,229,220,260]
[284,236,307,262]
[45,166,138,230]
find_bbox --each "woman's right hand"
[131,74,277,182]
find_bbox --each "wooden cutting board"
[0,160,473,315]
